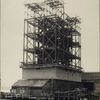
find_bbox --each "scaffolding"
[22,0,81,70]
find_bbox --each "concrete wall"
[22,67,82,82]
[56,68,82,82]
[22,67,56,80]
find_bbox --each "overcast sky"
[1,0,99,91]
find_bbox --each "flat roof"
[82,72,100,81]
[12,79,48,88]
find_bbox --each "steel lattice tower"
[11,0,83,99]
[21,0,81,70]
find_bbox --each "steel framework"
[22,0,81,70]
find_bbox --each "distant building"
[82,72,100,99]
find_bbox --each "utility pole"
[0,0,1,92]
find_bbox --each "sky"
[1,0,99,91]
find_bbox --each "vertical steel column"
[23,20,25,63]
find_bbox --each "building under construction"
[11,0,100,100]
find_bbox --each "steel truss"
[22,0,81,70]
